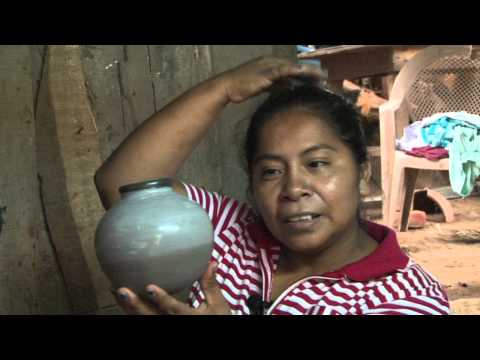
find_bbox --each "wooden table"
[299,45,429,167]
[299,45,428,98]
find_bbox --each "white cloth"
[396,121,427,151]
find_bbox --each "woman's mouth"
[286,214,319,223]
[283,213,322,230]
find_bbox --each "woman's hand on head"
[220,56,325,104]
[113,262,231,315]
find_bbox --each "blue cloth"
[422,111,480,128]
[297,45,315,53]
[419,113,480,197]
[448,126,480,197]
[397,112,480,196]
[297,46,321,66]
[398,112,480,151]
[421,117,477,148]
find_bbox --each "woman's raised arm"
[94,56,323,209]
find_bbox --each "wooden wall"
[0,45,296,314]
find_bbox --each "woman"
[94,56,450,315]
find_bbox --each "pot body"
[95,181,213,294]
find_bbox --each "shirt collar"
[246,220,409,282]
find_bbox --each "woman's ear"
[359,161,371,197]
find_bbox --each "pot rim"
[119,178,173,194]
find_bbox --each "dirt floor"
[377,193,480,315]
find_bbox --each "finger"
[253,56,294,68]
[284,64,325,82]
[200,262,224,306]
[146,285,196,315]
[265,63,325,86]
[260,63,295,80]
[295,64,327,81]
[115,287,158,315]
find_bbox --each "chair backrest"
[390,45,480,123]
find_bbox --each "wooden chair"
[379,45,480,231]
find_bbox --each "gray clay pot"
[95,178,214,295]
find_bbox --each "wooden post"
[0,45,40,313]
[0,46,70,314]
[36,45,111,313]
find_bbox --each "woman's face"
[251,108,369,254]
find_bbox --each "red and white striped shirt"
[184,184,451,315]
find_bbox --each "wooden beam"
[38,45,112,313]
[0,45,39,313]
[300,45,427,82]
[0,45,70,314]
[323,47,395,81]
[80,45,156,163]
[298,45,427,61]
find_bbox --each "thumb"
[200,261,224,306]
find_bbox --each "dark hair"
[244,81,368,178]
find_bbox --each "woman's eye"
[261,168,281,178]
[309,160,329,169]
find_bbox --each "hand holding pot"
[113,262,231,315]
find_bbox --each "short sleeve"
[182,183,252,236]
[182,183,255,311]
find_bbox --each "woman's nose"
[280,173,312,202]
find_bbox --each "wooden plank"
[303,45,427,81]
[31,46,72,314]
[0,45,70,314]
[36,46,98,314]
[80,45,125,162]
[36,52,82,314]
[322,46,395,81]
[149,45,222,192]
[0,46,50,313]
[0,45,36,313]
[298,45,427,60]
[0,208,4,239]
[51,45,118,311]
[81,45,157,163]
[37,45,113,313]
[117,45,156,131]
[83,45,154,141]
[30,45,47,115]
